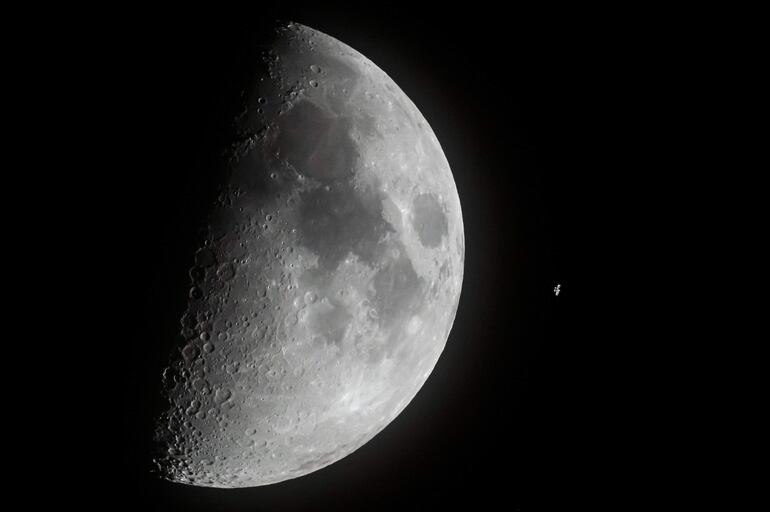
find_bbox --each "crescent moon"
[154,22,464,488]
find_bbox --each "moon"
[153,22,464,488]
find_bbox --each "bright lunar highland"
[153,22,464,488]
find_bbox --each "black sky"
[59,4,639,510]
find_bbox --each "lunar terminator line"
[154,22,464,488]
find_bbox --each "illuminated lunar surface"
[153,22,464,488]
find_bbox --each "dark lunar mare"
[274,96,424,340]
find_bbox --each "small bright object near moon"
[153,22,464,488]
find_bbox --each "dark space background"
[62,4,639,511]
